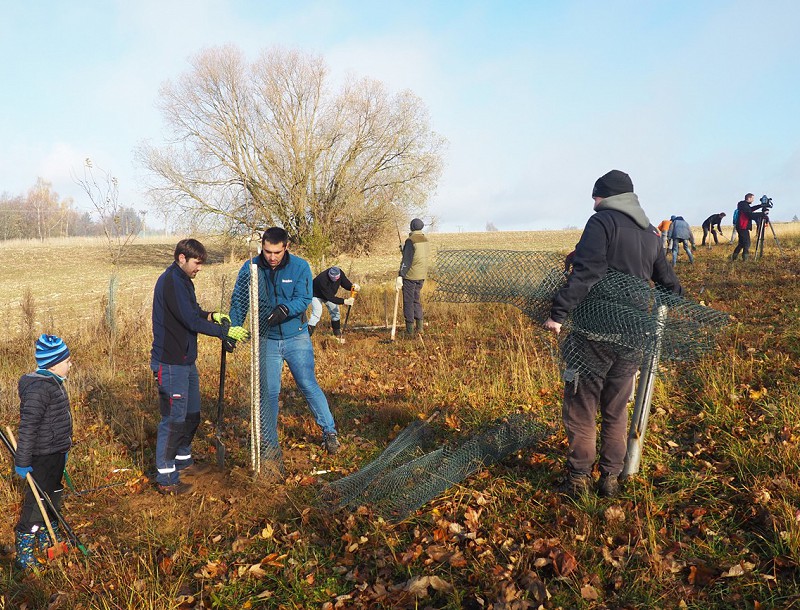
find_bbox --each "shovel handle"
[5,427,59,546]
[390,286,400,341]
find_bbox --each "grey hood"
[594,192,651,229]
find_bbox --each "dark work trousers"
[16,452,66,533]
[402,278,425,323]
[701,223,719,245]
[732,227,751,260]
[151,361,201,486]
[562,341,639,477]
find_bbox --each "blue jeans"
[671,239,694,265]
[151,361,201,485]
[309,297,341,326]
[260,333,336,450]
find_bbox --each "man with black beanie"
[544,170,682,499]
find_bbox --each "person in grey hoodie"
[544,170,682,498]
[666,215,695,265]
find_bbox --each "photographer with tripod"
[731,193,762,261]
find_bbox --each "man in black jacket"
[309,266,360,342]
[731,193,763,261]
[544,170,682,498]
[150,239,248,494]
[701,212,726,246]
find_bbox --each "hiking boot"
[557,472,591,498]
[14,530,38,571]
[598,473,621,498]
[176,462,200,476]
[322,432,341,455]
[157,481,193,496]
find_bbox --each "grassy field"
[2,225,800,608]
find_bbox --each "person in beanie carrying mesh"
[309,266,360,343]
[396,218,430,336]
[13,334,73,570]
[544,170,682,499]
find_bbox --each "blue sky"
[1,1,798,232]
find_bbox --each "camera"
[760,194,773,210]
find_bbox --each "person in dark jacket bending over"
[543,170,682,499]
[701,212,726,246]
[151,239,248,495]
[731,193,763,261]
[309,266,360,342]
[13,335,73,570]
[230,228,341,466]
[396,218,430,336]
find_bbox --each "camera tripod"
[753,210,784,260]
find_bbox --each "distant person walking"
[309,266,360,342]
[396,218,430,337]
[543,170,682,498]
[667,215,695,265]
[731,194,762,261]
[701,212,726,246]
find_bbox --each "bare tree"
[74,159,140,265]
[138,46,445,257]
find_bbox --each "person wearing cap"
[396,218,430,336]
[309,266,360,342]
[667,215,695,265]
[543,170,682,499]
[151,238,249,495]
[701,212,726,247]
[12,334,73,570]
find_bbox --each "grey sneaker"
[557,472,591,498]
[598,474,621,498]
[322,432,340,455]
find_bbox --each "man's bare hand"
[543,318,562,335]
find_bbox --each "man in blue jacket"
[151,239,248,494]
[230,227,340,469]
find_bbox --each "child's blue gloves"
[15,465,33,479]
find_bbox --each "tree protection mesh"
[429,249,729,378]
[326,413,550,521]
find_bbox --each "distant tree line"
[0,177,142,241]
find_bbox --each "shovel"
[215,328,235,469]
[2,427,69,560]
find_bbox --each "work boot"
[415,318,424,334]
[157,481,193,496]
[557,472,591,499]
[405,321,415,337]
[598,473,621,498]
[308,324,315,336]
[322,432,341,455]
[14,530,38,571]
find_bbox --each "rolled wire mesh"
[430,249,729,378]
[327,413,551,521]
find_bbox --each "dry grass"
[2,226,800,608]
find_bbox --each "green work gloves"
[212,311,231,325]
[226,326,250,342]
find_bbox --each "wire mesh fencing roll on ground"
[430,249,729,379]
[326,413,551,521]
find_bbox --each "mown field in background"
[2,224,800,609]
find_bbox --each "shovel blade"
[215,436,225,469]
[46,541,69,561]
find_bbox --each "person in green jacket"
[395,218,430,336]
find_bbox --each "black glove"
[220,320,237,352]
[266,304,289,327]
